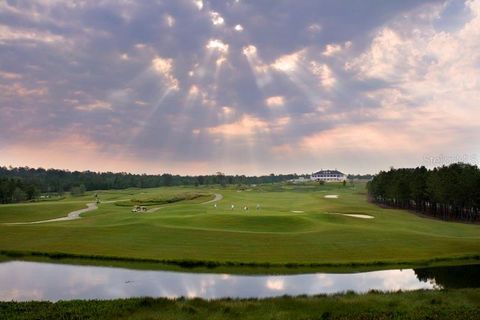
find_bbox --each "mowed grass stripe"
[0,202,88,223]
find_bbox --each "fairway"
[0,183,479,271]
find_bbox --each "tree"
[216,172,226,187]
[71,184,86,196]
[12,187,27,202]
[368,163,480,222]
[25,184,40,200]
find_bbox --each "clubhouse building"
[310,170,347,182]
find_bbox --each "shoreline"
[1,289,479,319]
[1,249,479,275]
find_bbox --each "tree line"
[367,163,480,222]
[0,166,305,204]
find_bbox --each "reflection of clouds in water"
[266,279,285,291]
[0,289,43,301]
[200,278,217,295]
[306,270,433,294]
[315,274,334,287]
[66,269,111,297]
[380,270,431,291]
[0,261,436,301]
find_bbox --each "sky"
[0,0,479,175]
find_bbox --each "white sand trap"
[291,210,305,213]
[327,212,374,219]
[342,214,374,219]
[324,195,339,199]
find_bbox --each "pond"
[0,261,478,301]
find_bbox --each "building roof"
[312,170,344,176]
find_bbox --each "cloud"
[207,114,289,137]
[322,43,342,56]
[265,96,285,107]
[0,83,48,98]
[0,0,478,174]
[271,51,302,72]
[151,56,179,89]
[310,62,336,89]
[209,11,225,26]
[194,0,204,11]
[307,23,322,33]
[0,70,22,80]
[164,14,176,28]
[0,25,65,44]
[344,0,480,132]
[206,39,229,53]
[75,100,112,112]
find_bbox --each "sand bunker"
[327,212,374,219]
[324,195,339,199]
[291,210,305,213]
[341,213,374,219]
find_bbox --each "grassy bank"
[0,184,479,272]
[1,250,479,275]
[2,289,479,320]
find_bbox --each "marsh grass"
[1,289,479,319]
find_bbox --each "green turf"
[0,183,479,271]
[0,202,87,223]
[2,289,479,320]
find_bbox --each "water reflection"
[0,261,449,301]
[414,264,480,289]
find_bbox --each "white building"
[310,170,347,182]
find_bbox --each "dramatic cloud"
[0,0,479,175]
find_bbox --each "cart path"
[4,202,98,225]
[202,193,223,204]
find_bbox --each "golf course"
[1,182,479,272]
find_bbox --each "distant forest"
[367,163,480,222]
[0,166,306,204]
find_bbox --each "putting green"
[0,183,479,269]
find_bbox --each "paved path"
[4,202,98,225]
[202,193,223,204]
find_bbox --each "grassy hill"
[0,182,479,272]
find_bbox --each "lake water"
[0,261,478,301]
